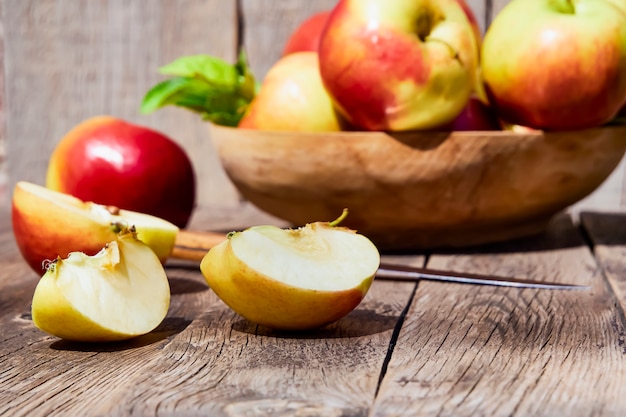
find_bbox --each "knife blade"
[376,262,589,290]
[172,230,588,290]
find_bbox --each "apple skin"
[12,181,179,273]
[281,3,480,55]
[282,11,331,55]
[238,52,345,132]
[605,0,626,16]
[456,0,482,48]
[201,232,375,331]
[46,116,196,228]
[450,96,501,131]
[318,0,479,131]
[31,230,170,342]
[481,0,626,130]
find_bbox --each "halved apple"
[32,228,170,342]
[200,214,380,330]
[12,181,179,273]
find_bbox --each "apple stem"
[329,208,349,227]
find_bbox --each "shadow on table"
[48,316,192,352]
[231,307,399,339]
[579,211,626,247]
[382,211,626,256]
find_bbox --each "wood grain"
[2,0,240,211]
[240,0,339,80]
[372,214,626,416]
[581,211,626,312]
[0,208,421,416]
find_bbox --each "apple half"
[200,215,380,330]
[12,181,179,273]
[32,228,171,342]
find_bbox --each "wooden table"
[1,207,626,417]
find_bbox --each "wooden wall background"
[0,0,623,220]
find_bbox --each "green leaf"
[159,55,237,87]
[141,53,257,126]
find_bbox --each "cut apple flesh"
[230,224,378,291]
[12,181,179,272]
[201,222,380,330]
[32,231,171,342]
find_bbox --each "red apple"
[282,11,331,55]
[450,96,501,131]
[46,116,196,228]
[318,0,479,131]
[238,52,345,132]
[12,181,179,273]
[481,0,626,130]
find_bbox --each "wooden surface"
[0,0,624,214]
[1,207,626,416]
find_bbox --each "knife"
[376,262,589,290]
[172,230,589,290]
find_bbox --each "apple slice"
[200,212,380,330]
[32,228,171,342]
[12,181,179,273]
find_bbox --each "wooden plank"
[373,214,626,416]
[240,0,338,80]
[0,209,421,415]
[581,211,626,310]
[2,0,240,211]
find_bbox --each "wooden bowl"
[209,123,626,250]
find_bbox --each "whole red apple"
[282,11,331,55]
[46,116,196,228]
[239,52,345,132]
[318,0,479,131]
[481,0,626,130]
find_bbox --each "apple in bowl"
[318,0,479,131]
[282,11,331,55]
[481,0,626,130]
[238,52,345,132]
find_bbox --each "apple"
[32,227,170,342]
[450,95,501,131]
[481,0,626,130]
[456,0,482,48]
[606,0,626,15]
[238,52,345,132]
[282,11,331,55]
[12,181,179,273]
[200,212,380,330]
[318,0,479,131]
[46,116,196,228]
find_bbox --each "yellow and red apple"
[456,0,482,49]
[12,181,179,273]
[238,52,345,132]
[318,0,479,131]
[282,11,331,55]
[481,0,626,130]
[200,214,380,330]
[32,228,171,342]
[46,116,196,228]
